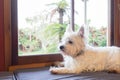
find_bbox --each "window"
[11,0,114,65]
[74,0,108,46]
[18,0,71,56]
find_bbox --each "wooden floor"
[1,67,120,80]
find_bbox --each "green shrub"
[89,27,107,46]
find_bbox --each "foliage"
[43,23,67,39]
[89,27,107,46]
[47,0,69,9]
[42,23,67,52]
[18,25,107,55]
[18,28,42,52]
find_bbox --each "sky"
[18,0,108,29]
[75,0,108,28]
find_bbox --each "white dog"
[49,25,120,74]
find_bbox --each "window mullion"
[71,0,74,31]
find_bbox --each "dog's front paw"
[49,67,59,74]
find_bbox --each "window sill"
[18,53,63,65]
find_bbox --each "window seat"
[1,67,120,80]
[0,72,15,80]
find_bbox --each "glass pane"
[18,0,70,56]
[75,0,108,46]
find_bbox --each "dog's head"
[59,25,86,57]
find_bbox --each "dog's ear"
[65,24,73,33]
[78,26,84,38]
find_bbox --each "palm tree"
[47,0,70,40]
[47,0,70,24]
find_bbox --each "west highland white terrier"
[49,25,120,74]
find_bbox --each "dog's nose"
[60,46,64,50]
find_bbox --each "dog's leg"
[108,69,120,73]
[49,67,77,74]
[107,64,120,74]
[53,61,64,67]
[108,68,120,74]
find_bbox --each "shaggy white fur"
[49,26,120,74]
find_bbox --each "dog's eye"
[68,40,73,44]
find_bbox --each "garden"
[18,0,107,55]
